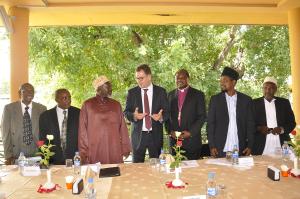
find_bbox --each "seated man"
[39,89,80,164]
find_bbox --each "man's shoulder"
[4,101,20,109]
[40,107,55,117]
[127,86,140,94]
[32,101,47,110]
[69,106,81,112]
[153,84,167,93]
[237,91,252,101]
[189,87,204,96]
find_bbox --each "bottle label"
[74,160,80,166]
[160,159,166,165]
[207,188,217,196]
[232,152,239,159]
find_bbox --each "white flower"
[46,134,54,141]
[175,131,181,138]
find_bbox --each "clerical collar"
[178,86,189,93]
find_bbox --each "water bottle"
[232,144,239,165]
[206,172,217,198]
[74,151,81,175]
[85,177,96,199]
[282,141,289,162]
[159,149,167,172]
[18,152,27,174]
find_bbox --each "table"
[0,156,299,199]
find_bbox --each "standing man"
[39,89,80,164]
[124,64,169,163]
[166,69,206,160]
[207,67,255,158]
[1,83,47,165]
[79,76,131,164]
[252,77,296,155]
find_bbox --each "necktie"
[61,110,67,152]
[143,89,152,130]
[23,106,33,145]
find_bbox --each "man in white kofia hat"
[252,76,296,155]
[78,75,131,164]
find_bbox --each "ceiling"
[1,0,300,26]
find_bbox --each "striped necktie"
[61,110,67,152]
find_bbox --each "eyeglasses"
[136,76,146,81]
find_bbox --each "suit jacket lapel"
[137,87,143,113]
[221,92,229,121]
[236,92,241,126]
[151,85,156,114]
[260,97,267,125]
[14,102,24,138]
[51,107,60,139]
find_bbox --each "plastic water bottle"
[206,172,217,198]
[18,152,27,174]
[159,149,167,172]
[85,177,96,199]
[232,144,239,165]
[282,141,290,162]
[74,151,81,175]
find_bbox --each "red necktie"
[143,89,152,130]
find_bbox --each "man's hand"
[271,127,283,135]
[242,147,252,156]
[181,131,191,139]
[210,147,218,158]
[5,157,15,165]
[151,109,163,121]
[170,131,176,139]
[123,152,130,160]
[257,126,269,135]
[133,107,147,121]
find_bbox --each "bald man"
[1,83,46,165]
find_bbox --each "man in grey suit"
[1,83,47,165]
[207,67,255,158]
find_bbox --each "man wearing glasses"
[124,64,169,163]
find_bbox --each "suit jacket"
[252,97,296,155]
[39,106,80,164]
[1,101,47,159]
[166,87,206,153]
[207,91,255,157]
[124,84,169,151]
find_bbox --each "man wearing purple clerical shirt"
[78,76,131,164]
[166,69,206,160]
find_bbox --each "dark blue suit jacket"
[124,84,169,152]
[39,106,80,164]
[252,97,296,155]
[207,91,255,157]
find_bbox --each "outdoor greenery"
[29,25,291,143]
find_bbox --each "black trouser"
[133,131,160,163]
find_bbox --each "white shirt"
[141,84,153,131]
[56,106,68,135]
[262,98,281,155]
[223,93,239,152]
[21,102,32,118]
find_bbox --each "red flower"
[37,140,44,147]
[291,130,297,136]
[177,140,183,147]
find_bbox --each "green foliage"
[29,25,291,144]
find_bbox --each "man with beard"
[39,89,80,164]
[207,67,255,158]
[252,77,295,155]
[166,69,206,160]
[78,76,131,164]
[1,83,47,164]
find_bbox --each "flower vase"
[291,157,300,176]
[172,167,184,187]
[39,163,49,170]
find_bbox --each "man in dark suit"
[124,64,169,163]
[39,89,80,164]
[166,69,206,160]
[252,77,296,155]
[207,67,255,158]
[1,83,47,165]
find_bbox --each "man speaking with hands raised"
[124,64,169,163]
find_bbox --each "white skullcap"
[263,76,277,86]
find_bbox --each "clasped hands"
[210,147,252,158]
[257,126,283,135]
[133,107,163,122]
[170,131,191,140]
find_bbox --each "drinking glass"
[65,159,73,168]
